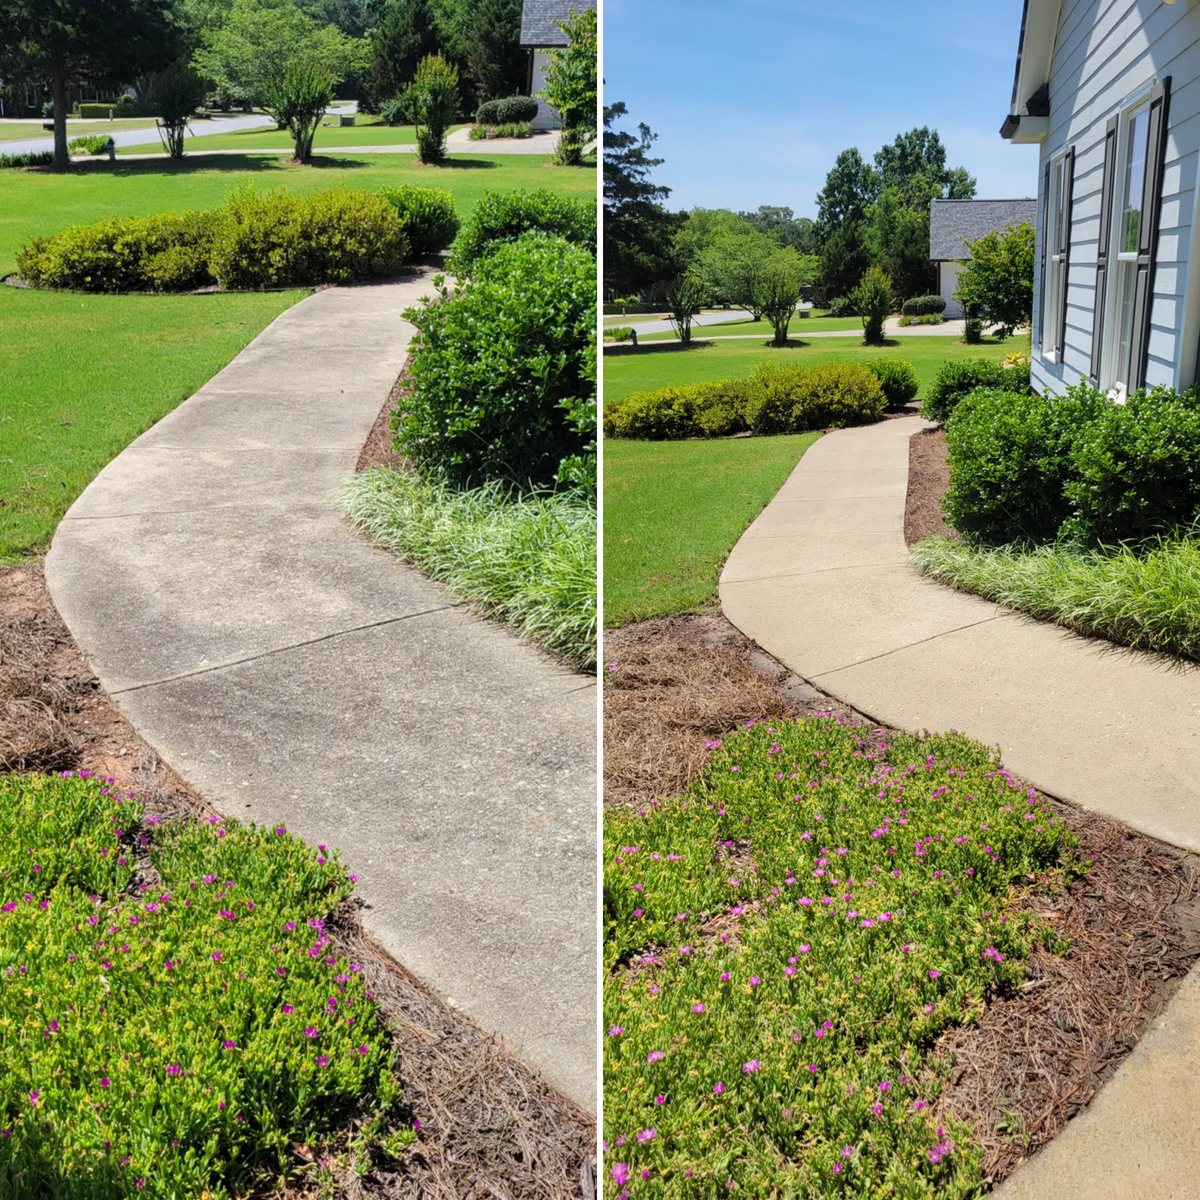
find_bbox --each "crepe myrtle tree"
[665,272,708,345]
[753,252,810,346]
[401,53,459,163]
[538,6,597,166]
[0,0,179,171]
[954,222,1036,340]
[267,61,336,163]
[150,64,206,159]
[851,265,895,346]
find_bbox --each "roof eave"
[1001,0,1060,142]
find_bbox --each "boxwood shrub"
[862,358,919,408]
[394,232,595,487]
[901,294,946,317]
[475,95,539,125]
[449,189,595,275]
[379,184,458,257]
[921,358,1031,423]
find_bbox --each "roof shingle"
[520,0,596,47]
[929,198,1037,260]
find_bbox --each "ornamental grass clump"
[0,771,409,1199]
[603,716,1077,1196]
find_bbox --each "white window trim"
[1042,150,1068,363]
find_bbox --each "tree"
[665,273,708,345]
[0,0,178,170]
[296,0,374,37]
[402,53,458,163]
[193,0,365,111]
[819,220,871,300]
[603,101,683,296]
[458,0,525,102]
[697,228,785,319]
[267,60,335,161]
[851,266,895,346]
[753,253,808,346]
[954,222,1036,339]
[869,187,936,301]
[739,206,818,254]
[149,64,206,158]
[538,7,596,166]
[816,148,879,230]
[359,0,438,112]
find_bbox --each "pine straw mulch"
[601,611,1200,1188]
[0,565,595,1199]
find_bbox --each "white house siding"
[1032,0,1200,397]
[939,261,966,318]
[530,50,559,130]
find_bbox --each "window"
[1042,152,1071,358]
[1106,103,1150,397]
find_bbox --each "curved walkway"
[719,414,1200,1195]
[45,277,597,1112]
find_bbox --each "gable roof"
[930,198,1038,260]
[520,0,596,47]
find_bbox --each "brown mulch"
[356,364,410,473]
[0,565,595,1199]
[905,426,953,545]
[601,610,1200,1188]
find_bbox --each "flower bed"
[0,770,410,1198]
[603,715,1078,1196]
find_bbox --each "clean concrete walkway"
[719,414,1200,1194]
[45,277,597,1112]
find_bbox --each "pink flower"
[637,1129,656,1142]
[647,1050,664,1064]
[611,1164,629,1186]
[713,1082,725,1095]
[742,1059,760,1074]
[691,1003,705,1013]
[929,969,940,979]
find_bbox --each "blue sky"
[602,0,1042,217]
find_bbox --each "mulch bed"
[905,426,953,545]
[601,612,1200,1187]
[1,564,595,1199]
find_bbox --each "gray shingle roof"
[520,0,596,47]
[929,198,1037,260]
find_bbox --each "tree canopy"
[954,222,1036,339]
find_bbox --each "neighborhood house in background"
[1003,0,1198,401]
[929,197,1037,318]
[521,0,597,130]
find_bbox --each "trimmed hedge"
[394,232,596,488]
[901,294,946,317]
[603,363,885,440]
[449,188,595,274]
[0,151,53,169]
[475,95,539,125]
[76,98,142,118]
[921,358,1031,423]
[16,188,409,292]
[862,357,919,408]
[379,184,459,256]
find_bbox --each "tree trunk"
[52,65,69,172]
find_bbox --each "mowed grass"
[641,313,866,340]
[604,433,821,625]
[0,118,160,142]
[127,118,468,154]
[0,153,594,561]
[603,335,1027,404]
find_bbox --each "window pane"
[1114,259,1137,386]
[1122,107,1149,253]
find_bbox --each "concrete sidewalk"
[45,276,597,1112]
[719,414,1200,1194]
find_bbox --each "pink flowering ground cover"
[0,771,414,1198]
[603,714,1078,1196]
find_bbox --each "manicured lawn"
[641,313,866,340]
[0,154,593,562]
[129,118,468,154]
[604,433,821,624]
[603,335,1029,404]
[603,716,1075,1196]
[0,288,303,562]
[0,118,160,142]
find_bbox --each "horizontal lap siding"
[1032,0,1200,394]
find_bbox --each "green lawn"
[642,313,868,340]
[603,334,1029,404]
[0,153,594,562]
[0,118,160,142]
[604,433,821,624]
[126,118,469,154]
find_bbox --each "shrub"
[339,471,596,668]
[401,54,459,164]
[76,102,120,118]
[469,120,532,140]
[827,295,855,318]
[943,384,1108,545]
[210,188,408,289]
[748,361,886,434]
[603,386,704,439]
[693,377,757,437]
[1063,386,1200,544]
[379,184,458,256]
[0,150,53,169]
[16,211,221,292]
[67,134,111,155]
[476,95,539,124]
[603,326,634,341]
[449,188,595,274]
[378,95,408,126]
[851,265,894,345]
[266,62,336,163]
[902,294,946,317]
[394,232,595,487]
[921,358,1030,424]
[863,358,919,408]
[900,313,944,327]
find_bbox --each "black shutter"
[1131,76,1171,390]
[1039,159,1050,349]
[1054,146,1076,360]
[1091,115,1119,380]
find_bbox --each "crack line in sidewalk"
[111,605,456,696]
[809,614,1003,680]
